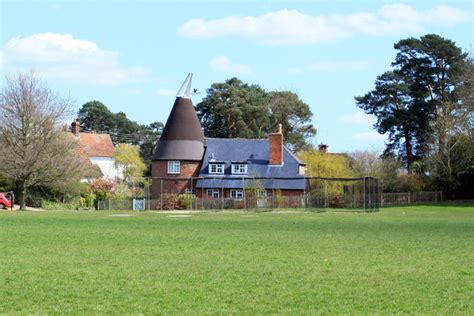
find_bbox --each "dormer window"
[209,162,224,174]
[232,163,247,174]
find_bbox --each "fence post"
[303,176,306,211]
[363,177,366,210]
[272,178,275,211]
[160,179,163,210]
[221,179,224,211]
[408,192,411,204]
[324,180,328,209]
[147,180,151,210]
[243,177,246,209]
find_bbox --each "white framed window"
[209,163,224,174]
[185,188,196,195]
[230,189,244,200]
[167,161,180,174]
[206,189,220,198]
[232,164,247,174]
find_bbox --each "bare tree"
[0,72,86,209]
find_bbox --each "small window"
[206,189,220,198]
[167,161,180,174]
[230,189,244,200]
[185,188,196,195]
[258,190,267,198]
[232,164,247,174]
[209,163,224,174]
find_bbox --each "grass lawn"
[0,204,473,314]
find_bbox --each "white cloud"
[178,5,469,46]
[156,88,176,97]
[354,131,386,141]
[2,33,149,86]
[341,112,372,124]
[210,56,251,74]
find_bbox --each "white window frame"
[167,161,180,174]
[185,188,196,195]
[230,189,244,200]
[209,163,224,174]
[206,189,220,198]
[232,164,247,174]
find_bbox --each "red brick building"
[151,74,307,202]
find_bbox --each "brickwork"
[151,160,201,199]
[269,132,283,165]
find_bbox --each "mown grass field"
[0,204,473,314]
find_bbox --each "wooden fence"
[381,191,443,207]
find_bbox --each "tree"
[299,149,354,179]
[0,72,88,209]
[77,101,117,133]
[356,34,468,171]
[196,78,316,151]
[196,78,270,139]
[77,101,163,174]
[349,150,407,192]
[355,71,423,169]
[113,144,146,182]
[299,149,355,195]
[349,150,384,178]
[268,91,316,151]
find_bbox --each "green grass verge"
[0,204,473,314]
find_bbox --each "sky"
[0,0,472,153]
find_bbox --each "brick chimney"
[269,124,283,165]
[71,120,80,136]
[318,143,328,153]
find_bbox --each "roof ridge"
[205,137,267,141]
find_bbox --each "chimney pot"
[318,144,328,153]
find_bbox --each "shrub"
[42,200,77,210]
[179,194,196,210]
[162,194,181,210]
[275,190,283,208]
[329,195,345,208]
[26,194,42,208]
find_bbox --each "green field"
[0,205,473,314]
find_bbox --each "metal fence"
[381,191,443,207]
[97,176,380,212]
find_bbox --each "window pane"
[168,161,180,174]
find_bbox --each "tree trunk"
[403,129,413,172]
[18,181,27,210]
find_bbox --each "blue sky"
[1,0,472,152]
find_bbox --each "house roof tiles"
[195,138,306,190]
[76,132,115,157]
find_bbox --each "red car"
[0,193,12,209]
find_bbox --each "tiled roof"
[76,132,115,157]
[195,138,306,190]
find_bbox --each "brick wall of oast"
[151,160,201,199]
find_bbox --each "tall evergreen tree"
[268,91,316,151]
[196,78,269,139]
[356,34,468,171]
[196,78,316,151]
